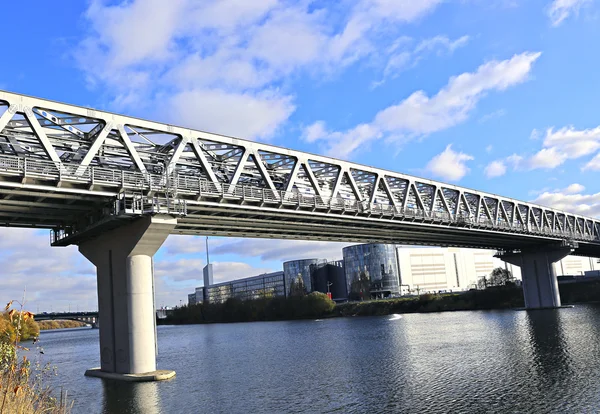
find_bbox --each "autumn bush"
[0,301,71,413]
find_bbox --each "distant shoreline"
[37,319,89,331]
[162,280,600,325]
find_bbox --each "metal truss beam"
[0,90,598,253]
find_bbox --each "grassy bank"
[38,320,87,330]
[1,306,71,413]
[337,287,524,317]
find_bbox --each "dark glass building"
[283,259,326,296]
[310,260,347,301]
[342,244,400,299]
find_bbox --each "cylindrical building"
[343,244,400,300]
[283,258,326,296]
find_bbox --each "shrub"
[1,301,71,413]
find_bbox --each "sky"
[0,0,599,311]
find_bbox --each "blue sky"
[1,0,599,310]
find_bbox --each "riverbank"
[1,308,71,413]
[164,279,600,325]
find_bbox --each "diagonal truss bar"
[190,139,219,184]
[76,124,111,176]
[24,110,62,164]
[0,105,15,133]
[302,162,323,197]
[285,159,301,193]
[117,125,147,174]
[251,150,278,195]
[229,148,249,187]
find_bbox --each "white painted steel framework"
[0,90,599,255]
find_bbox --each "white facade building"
[396,247,519,294]
[396,246,600,294]
[552,255,599,277]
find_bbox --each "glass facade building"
[283,259,327,296]
[206,271,285,304]
[343,244,400,299]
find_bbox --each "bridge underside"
[1,182,599,258]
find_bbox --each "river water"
[32,305,600,413]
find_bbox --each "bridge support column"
[497,247,573,309]
[78,215,176,380]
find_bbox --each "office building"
[553,255,599,277]
[343,244,401,299]
[206,271,286,304]
[283,259,326,295]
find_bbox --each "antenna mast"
[206,236,210,265]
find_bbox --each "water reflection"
[101,380,162,414]
[524,310,572,381]
[34,307,600,413]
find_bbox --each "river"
[32,305,600,413]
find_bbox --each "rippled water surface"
[34,305,600,413]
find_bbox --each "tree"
[488,267,513,287]
[477,277,487,290]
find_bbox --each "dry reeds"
[1,298,73,414]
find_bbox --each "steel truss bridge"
[0,90,597,256]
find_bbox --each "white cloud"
[155,258,273,285]
[582,152,600,171]
[414,35,470,55]
[528,147,567,169]
[484,160,507,178]
[547,0,592,26]
[533,185,600,217]
[211,239,351,262]
[0,229,96,313]
[78,0,444,140]
[564,183,585,194]
[306,52,541,158]
[167,89,295,139]
[212,262,275,284]
[425,145,474,181]
[479,109,506,124]
[378,34,470,84]
[501,125,600,172]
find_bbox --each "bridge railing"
[0,153,596,243]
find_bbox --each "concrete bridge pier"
[497,246,574,309]
[78,215,177,381]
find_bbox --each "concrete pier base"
[85,368,176,382]
[79,215,176,378]
[498,247,573,310]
